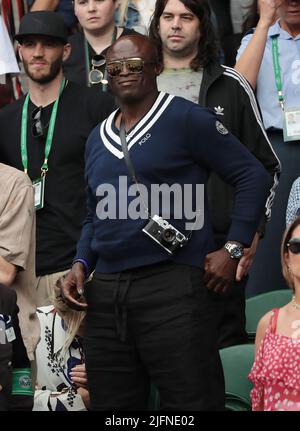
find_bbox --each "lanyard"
[84,26,117,91]
[120,118,150,218]
[21,78,65,176]
[271,35,285,110]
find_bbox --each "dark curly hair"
[148,0,219,70]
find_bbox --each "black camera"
[143,215,188,255]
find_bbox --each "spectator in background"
[249,217,300,411]
[209,0,234,64]
[226,0,255,65]
[0,1,27,102]
[34,279,88,411]
[63,0,138,89]
[0,11,20,107]
[149,0,280,348]
[242,0,261,33]
[241,0,279,37]
[235,0,300,296]
[231,0,254,33]
[28,0,78,33]
[210,0,232,37]
[115,0,156,34]
[286,178,300,225]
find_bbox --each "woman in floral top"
[33,281,88,411]
[249,216,300,411]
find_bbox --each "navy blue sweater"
[75,93,271,273]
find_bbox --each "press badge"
[32,176,45,210]
[0,315,15,343]
[283,108,300,142]
[5,326,16,342]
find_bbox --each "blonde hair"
[281,216,300,292]
[51,277,86,355]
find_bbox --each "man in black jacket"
[149,0,281,348]
[0,11,115,307]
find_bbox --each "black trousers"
[84,262,225,411]
[212,277,248,349]
[212,236,248,349]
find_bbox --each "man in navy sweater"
[61,34,271,411]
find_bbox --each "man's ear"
[18,44,23,61]
[62,43,71,62]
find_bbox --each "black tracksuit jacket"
[199,62,281,243]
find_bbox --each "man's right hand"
[258,0,284,28]
[61,262,88,311]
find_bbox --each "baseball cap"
[14,11,68,44]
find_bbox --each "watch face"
[225,243,244,259]
[232,247,243,258]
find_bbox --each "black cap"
[14,11,68,44]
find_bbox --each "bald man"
[61,34,271,410]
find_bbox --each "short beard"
[23,55,63,84]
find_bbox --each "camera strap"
[120,118,150,218]
[120,118,139,184]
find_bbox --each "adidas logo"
[214,105,224,116]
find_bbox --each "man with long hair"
[149,0,281,348]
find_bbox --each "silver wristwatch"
[224,241,244,259]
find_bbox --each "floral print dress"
[249,308,300,411]
[33,306,86,411]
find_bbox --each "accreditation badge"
[32,176,45,210]
[283,108,300,142]
[5,326,16,342]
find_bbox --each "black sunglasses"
[106,57,155,77]
[287,237,300,254]
[31,106,44,138]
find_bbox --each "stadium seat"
[219,344,255,411]
[246,289,292,341]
